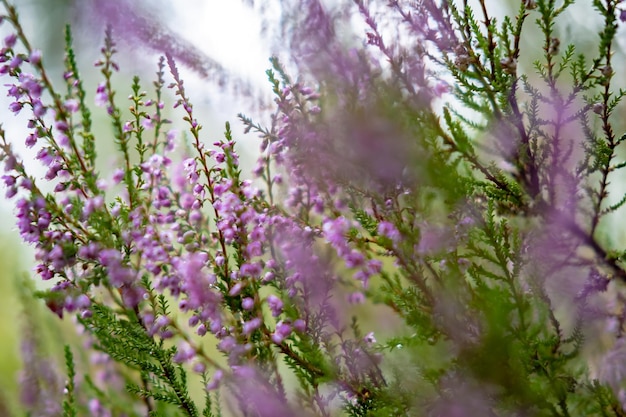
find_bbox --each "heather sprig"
[4,0,626,416]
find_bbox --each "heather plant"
[3,0,626,416]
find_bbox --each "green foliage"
[79,304,198,416]
[62,346,77,417]
[5,0,626,416]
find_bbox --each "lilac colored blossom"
[64,98,79,113]
[88,399,112,417]
[112,168,124,184]
[25,132,37,147]
[6,83,19,99]
[18,74,42,98]
[32,99,46,117]
[173,341,196,364]
[322,216,351,252]
[9,54,22,69]
[192,361,206,374]
[173,252,220,311]
[55,120,69,133]
[271,321,292,344]
[242,297,254,310]
[228,366,299,417]
[29,49,41,64]
[4,33,17,48]
[95,82,108,106]
[364,332,376,344]
[377,221,400,242]
[347,292,365,304]
[205,370,223,391]
[266,294,283,317]
[9,100,22,113]
[243,317,262,335]
[141,117,154,130]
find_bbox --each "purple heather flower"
[348,292,365,304]
[83,195,104,217]
[417,224,449,255]
[78,242,101,260]
[1,174,15,187]
[44,161,63,180]
[88,399,112,417]
[243,317,262,335]
[293,319,306,333]
[112,168,125,184]
[35,148,53,166]
[271,321,292,344]
[141,117,154,130]
[377,221,400,242]
[6,83,20,98]
[55,120,69,133]
[433,81,449,97]
[240,262,262,278]
[189,210,203,223]
[173,341,196,364]
[32,100,46,117]
[64,98,79,113]
[164,129,177,151]
[148,315,170,337]
[229,365,299,416]
[217,336,237,353]
[9,55,22,70]
[19,73,42,97]
[205,370,224,391]
[19,177,32,191]
[3,154,16,171]
[322,216,350,250]
[25,132,37,147]
[4,33,17,48]
[98,248,122,267]
[266,294,283,317]
[29,49,41,64]
[174,252,220,310]
[5,185,17,198]
[229,282,243,297]
[95,82,108,106]
[18,334,63,416]
[9,101,23,114]
[345,249,365,268]
[96,179,108,191]
[213,178,232,196]
[242,297,255,310]
[193,361,206,374]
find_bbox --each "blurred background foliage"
[0,234,24,412]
